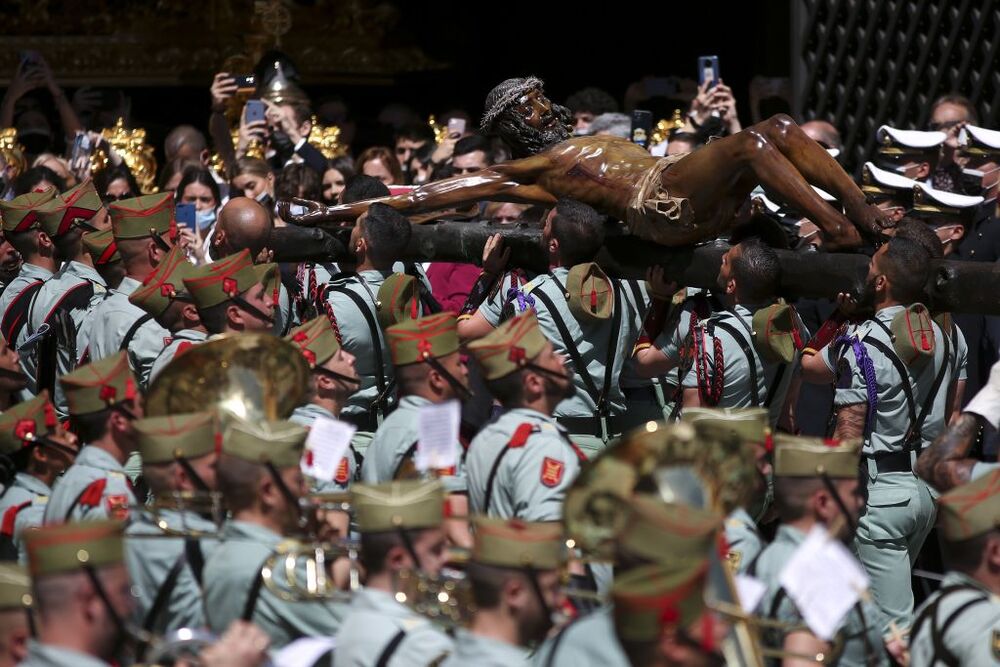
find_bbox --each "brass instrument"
[261,538,359,602]
[139,628,219,667]
[90,118,159,194]
[393,566,472,627]
[564,420,766,667]
[145,334,309,422]
[144,490,227,538]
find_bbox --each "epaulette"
[1,500,32,537]
[508,423,538,448]
[78,478,108,508]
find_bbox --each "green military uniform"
[821,304,951,629]
[127,245,204,386]
[203,418,345,647]
[183,248,278,326]
[756,435,887,667]
[43,352,138,524]
[909,469,1000,666]
[681,302,806,425]
[20,520,125,667]
[512,265,643,455]
[124,412,220,635]
[532,607,628,667]
[0,394,66,561]
[88,193,177,388]
[465,312,586,519]
[334,479,453,666]
[441,517,564,667]
[286,316,359,492]
[361,313,467,492]
[0,190,57,371]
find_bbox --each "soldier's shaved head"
[215,198,273,258]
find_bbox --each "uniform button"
[971,250,976,256]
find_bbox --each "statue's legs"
[664,114,887,248]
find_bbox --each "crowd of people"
[0,51,997,667]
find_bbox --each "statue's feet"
[848,202,895,239]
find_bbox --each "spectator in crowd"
[356,146,402,187]
[321,156,355,204]
[565,87,619,135]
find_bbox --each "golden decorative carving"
[0,129,27,179]
[90,118,158,194]
[308,118,348,160]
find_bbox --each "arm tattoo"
[834,403,867,439]
[916,413,980,491]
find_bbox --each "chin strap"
[231,294,276,326]
[819,471,857,537]
[422,355,472,401]
[315,366,362,387]
[174,453,211,493]
[264,460,304,529]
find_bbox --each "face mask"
[195,208,217,231]
[255,190,272,205]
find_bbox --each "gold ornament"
[0,129,27,179]
[307,116,348,160]
[91,118,159,194]
[428,115,447,145]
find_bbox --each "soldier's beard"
[496,104,573,159]
[543,371,576,401]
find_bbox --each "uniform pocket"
[860,483,916,540]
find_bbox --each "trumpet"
[260,538,360,602]
[393,566,473,627]
[138,627,219,667]
[144,491,228,538]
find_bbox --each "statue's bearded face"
[496,88,572,158]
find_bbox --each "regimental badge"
[105,494,130,521]
[335,457,350,484]
[540,457,565,487]
[992,629,1000,661]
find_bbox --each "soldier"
[20,520,133,667]
[909,470,1000,666]
[43,352,141,524]
[127,246,205,383]
[24,180,110,399]
[611,559,728,667]
[0,563,31,665]
[0,394,79,560]
[534,492,723,667]
[182,249,277,337]
[802,237,953,629]
[860,161,918,224]
[679,239,805,429]
[681,407,772,574]
[465,311,582,520]
[124,411,220,635]
[955,124,1000,262]
[83,193,175,388]
[0,190,58,363]
[755,435,887,666]
[81,229,125,290]
[285,316,359,494]
[323,203,424,452]
[362,313,469,489]
[203,418,345,647]
[333,479,453,666]
[910,183,984,258]
[441,517,564,666]
[494,199,642,454]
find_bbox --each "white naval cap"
[877,125,947,152]
[862,161,918,196]
[959,125,1000,154]
[912,182,984,220]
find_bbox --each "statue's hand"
[277,198,325,226]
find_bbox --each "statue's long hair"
[493,102,573,159]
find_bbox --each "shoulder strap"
[241,569,267,622]
[713,318,762,407]
[42,281,95,324]
[375,628,407,667]
[390,441,420,480]
[329,286,389,413]
[911,584,988,667]
[864,338,918,425]
[542,613,586,667]
[185,538,205,585]
[532,281,622,413]
[120,313,155,352]
[482,444,516,515]
[2,280,44,346]
[932,595,989,667]
[141,549,189,634]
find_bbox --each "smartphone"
[447,117,466,138]
[175,203,196,230]
[630,110,653,148]
[244,99,266,124]
[233,74,256,93]
[18,50,41,72]
[698,55,720,89]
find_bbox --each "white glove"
[964,360,1000,430]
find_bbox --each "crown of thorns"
[481,76,544,132]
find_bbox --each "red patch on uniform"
[508,346,525,364]
[223,277,238,296]
[105,494,130,520]
[540,457,565,487]
[79,479,108,508]
[437,465,456,476]
[292,331,308,343]
[99,385,117,402]
[335,457,350,484]
[176,342,193,357]
[303,450,314,467]
[163,337,173,347]
[508,423,534,448]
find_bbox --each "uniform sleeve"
[833,340,869,407]
[954,325,969,382]
[655,302,693,365]
[478,277,508,328]
[512,434,580,522]
[391,624,455,666]
[130,318,171,390]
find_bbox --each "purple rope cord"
[834,332,879,433]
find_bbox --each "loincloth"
[626,153,699,246]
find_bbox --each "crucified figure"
[280,76,890,249]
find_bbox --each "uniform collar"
[225,519,282,546]
[63,260,106,286]
[23,640,113,667]
[75,445,127,472]
[294,403,337,420]
[353,586,425,619]
[941,570,996,596]
[775,523,808,546]
[507,407,558,424]
[19,263,53,281]
[14,471,50,495]
[115,276,142,296]
[398,395,433,411]
[875,304,906,320]
[173,329,208,341]
[452,628,530,662]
